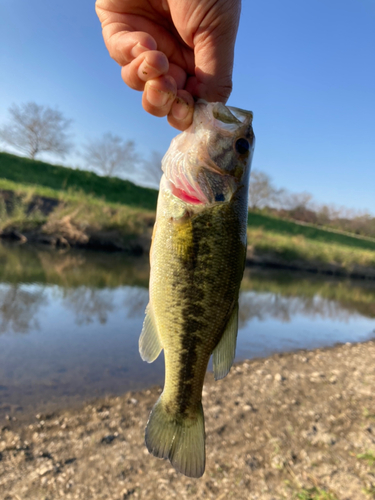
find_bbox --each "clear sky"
[1,0,374,213]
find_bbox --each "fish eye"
[235,138,250,155]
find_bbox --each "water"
[0,242,374,421]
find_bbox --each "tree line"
[249,170,375,239]
[1,102,374,239]
[0,102,162,185]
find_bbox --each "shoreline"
[2,228,375,280]
[1,340,375,499]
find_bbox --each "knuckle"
[216,83,233,102]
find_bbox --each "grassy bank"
[0,152,158,210]
[247,227,375,271]
[0,177,155,251]
[248,211,375,252]
[1,153,375,274]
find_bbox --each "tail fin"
[145,396,205,478]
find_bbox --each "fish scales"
[139,101,255,478]
[152,196,246,415]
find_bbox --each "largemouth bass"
[139,101,255,478]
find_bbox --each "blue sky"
[1,0,374,213]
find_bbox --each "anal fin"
[139,304,162,363]
[212,303,239,380]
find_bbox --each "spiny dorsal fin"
[212,303,239,380]
[139,304,162,363]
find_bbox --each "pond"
[0,241,374,421]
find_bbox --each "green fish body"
[139,101,255,477]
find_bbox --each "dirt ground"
[1,340,375,500]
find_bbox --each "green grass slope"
[1,152,375,266]
[0,152,158,210]
[248,212,375,252]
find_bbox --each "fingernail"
[146,85,170,107]
[138,59,152,78]
[131,42,153,58]
[172,97,190,120]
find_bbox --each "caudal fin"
[145,396,205,478]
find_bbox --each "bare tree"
[249,170,277,209]
[0,102,73,159]
[141,151,163,187]
[82,133,137,177]
[279,191,313,211]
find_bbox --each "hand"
[95,0,241,130]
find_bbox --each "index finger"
[95,1,157,66]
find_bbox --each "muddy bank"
[1,340,375,499]
[0,227,148,255]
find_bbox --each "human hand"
[95,0,241,130]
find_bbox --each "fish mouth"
[163,101,252,206]
[170,183,205,205]
[169,167,237,206]
[169,171,207,205]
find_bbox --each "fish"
[139,100,255,478]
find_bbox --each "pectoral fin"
[139,304,162,363]
[212,304,239,380]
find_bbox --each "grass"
[247,227,375,270]
[357,451,375,466]
[248,212,375,252]
[0,178,154,244]
[0,152,158,210]
[1,153,375,273]
[294,488,338,500]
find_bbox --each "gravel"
[1,340,375,499]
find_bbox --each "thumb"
[187,0,241,103]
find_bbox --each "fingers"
[121,50,169,91]
[122,52,194,130]
[167,90,195,131]
[96,2,195,129]
[102,27,158,67]
[142,81,193,130]
[142,76,177,117]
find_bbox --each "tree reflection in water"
[1,239,375,336]
[123,287,149,318]
[0,284,47,334]
[238,292,353,329]
[60,287,114,325]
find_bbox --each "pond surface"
[0,242,374,421]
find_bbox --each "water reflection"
[0,284,47,334]
[0,241,150,288]
[122,287,149,318]
[1,269,375,337]
[0,280,374,337]
[61,288,115,326]
[239,293,353,327]
[0,241,374,420]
